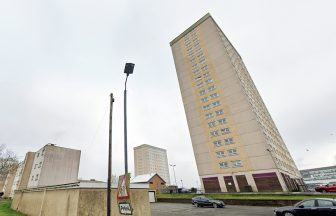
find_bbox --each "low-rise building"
[10,152,35,197]
[3,169,17,198]
[300,165,336,190]
[131,173,166,191]
[27,144,81,188]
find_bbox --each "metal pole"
[124,75,129,174]
[181,180,183,188]
[107,93,114,216]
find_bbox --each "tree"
[0,144,19,181]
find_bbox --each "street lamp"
[169,164,177,187]
[180,179,184,188]
[124,63,135,174]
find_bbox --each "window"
[299,200,315,208]
[199,90,206,95]
[205,113,214,119]
[232,160,243,167]
[195,75,202,81]
[209,93,219,99]
[38,162,42,168]
[205,79,213,84]
[37,153,40,158]
[210,131,219,137]
[201,97,209,103]
[212,101,220,107]
[224,138,234,145]
[203,72,210,77]
[216,151,225,158]
[221,128,230,134]
[202,105,211,110]
[196,82,203,87]
[219,162,229,169]
[213,140,222,147]
[228,149,238,156]
[215,109,224,115]
[208,121,216,128]
[34,164,37,169]
[201,65,208,71]
[208,85,216,91]
[35,174,39,181]
[193,69,200,74]
[317,200,334,207]
[218,118,227,124]
[31,175,34,181]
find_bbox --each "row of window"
[210,128,231,137]
[219,160,243,169]
[213,138,234,147]
[205,109,224,119]
[208,118,227,127]
[216,149,238,158]
[201,93,219,102]
[202,101,220,110]
[199,85,216,95]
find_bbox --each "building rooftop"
[170,13,211,46]
[133,144,167,152]
[131,173,166,184]
[300,165,336,172]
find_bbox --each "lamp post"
[169,164,177,187]
[107,93,115,216]
[180,179,184,188]
[123,63,135,174]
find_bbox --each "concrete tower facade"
[170,13,304,192]
[134,144,170,185]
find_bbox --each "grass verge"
[157,193,336,201]
[0,199,25,216]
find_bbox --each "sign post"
[117,173,133,215]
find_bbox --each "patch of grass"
[0,199,25,216]
[157,193,336,201]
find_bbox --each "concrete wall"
[0,180,4,192]
[12,187,151,216]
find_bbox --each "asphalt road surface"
[151,203,275,216]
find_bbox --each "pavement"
[151,202,275,216]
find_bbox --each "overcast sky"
[1,0,336,187]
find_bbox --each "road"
[151,203,275,216]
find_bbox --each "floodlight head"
[124,63,135,75]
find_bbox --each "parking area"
[151,203,275,216]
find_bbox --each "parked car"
[274,198,336,216]
[191,196,225,208]
[315,184,336,193]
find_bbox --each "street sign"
[118,202,133,215]
[117,173,133,215]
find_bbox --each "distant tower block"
[134,144,170,185]
[170,13,304,192]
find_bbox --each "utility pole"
[169,164,177,187]
[107,93,114,216]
